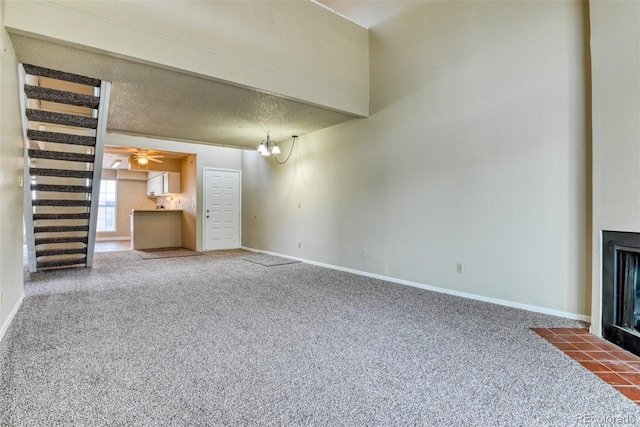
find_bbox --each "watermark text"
[576,414,638,425]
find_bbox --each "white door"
[204,169,241,251]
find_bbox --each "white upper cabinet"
[163,172,180,194]
[147,172,179,197]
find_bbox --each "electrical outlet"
[361,249,367,258]
[0,290,3,304]
[298,242,302,249]
[457,263,464,273]
[298,201,302,208]
[18,175,23,188]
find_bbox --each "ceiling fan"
[132,150,164,164]
[104,146,164,164]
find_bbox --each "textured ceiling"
[10,34,359,150]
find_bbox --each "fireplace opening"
[603,231,640,356]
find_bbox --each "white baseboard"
[0,293,25,344]
[241,247,590,323]
[96,236,130,241]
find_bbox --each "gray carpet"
[2,250,639,426]
[242,252,301,267]
[137,248,204,260]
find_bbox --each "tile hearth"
[533,328,640,405]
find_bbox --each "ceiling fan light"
[138,157,149,165]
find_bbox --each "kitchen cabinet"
[163,172,180,194]
[147,172,180,197]
[146,174,163,197]
[131,209,182,249]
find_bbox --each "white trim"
[18,64,37,273]
[0,293,25,344]
[86,81,111,268]
[308,0,369,29]
[95,236,130,242]
[242,247,590,323]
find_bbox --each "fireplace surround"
[602,231,640,356]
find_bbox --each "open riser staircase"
[20,64,111,272]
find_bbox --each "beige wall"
[3,0,369,116]
[242,1,590,319]
[153,156,197,250]
[130,157,181,173]
[179,154,197,250]
[589,1,640,335]
[97,169,156,240]
[106,133,241,251]
[0,0,25,339]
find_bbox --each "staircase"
[20,64,111,272]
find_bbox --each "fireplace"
[602,231,640,356]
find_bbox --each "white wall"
[105,133,242,252]
[589,1,640,335]
[242,1,590,319]
[3,0,369,117]
[0,0,25,340]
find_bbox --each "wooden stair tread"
[36,247,87,257]
[27,130,96,147]
[32,199,92,207]
[35,236,89,245]
[23,64,101,87]
[28,149,95,163]
[31,184,92,193]
[34,225,89,233]
[30,168,94,179]
[24,85,100,109]
[37,257,87,269]
[33,213,90,221]
[26,109,98,130]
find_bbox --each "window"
[97,180,117,232]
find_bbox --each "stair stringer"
[85,81,110,268]
[18,64,37,273]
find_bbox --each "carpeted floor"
[242,252,301,267]
[2,250,640,426]
[137,248,204,260]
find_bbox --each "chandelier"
[257,134,298,164]
[257,134,280,156]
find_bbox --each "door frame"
[202,167,242,251]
